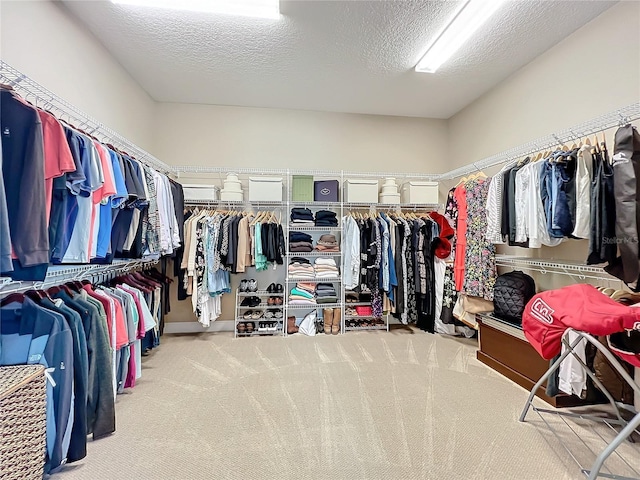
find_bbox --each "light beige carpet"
[56,327,640,480]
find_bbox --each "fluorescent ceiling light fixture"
[110,0,280,19]
[415,0,506,73]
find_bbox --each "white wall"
[0,0,156,151]
[154,102,449,175]
[447,1,640,171]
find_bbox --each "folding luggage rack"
[520,329,640,479]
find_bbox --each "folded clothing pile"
[289,282,317,304]
[315,210,338,227]
[314,234,339,252]
[290,207,315,225]
[315,283,338,304]
[314,257,339,278]
[288,257,314,278]
[289,231,313,252]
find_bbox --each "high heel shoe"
[275,283,283,293]
[267,283,276,293]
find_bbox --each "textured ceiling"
[60,0,616,118]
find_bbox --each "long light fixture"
[110,0,280,19]
[415,0,506,73]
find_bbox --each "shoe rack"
[234,289,285,338]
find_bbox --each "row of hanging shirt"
[0,86,183,282]
[179,208,285,326]
[342,210,461,333]
[0,268,170,474]
[485,132,618,253]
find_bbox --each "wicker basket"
[0,365,47,480]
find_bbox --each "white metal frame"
[520,329,640,480]
[495,255,625,284]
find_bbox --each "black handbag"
[492,271,536,325]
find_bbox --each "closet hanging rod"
[437,102,640,181]
[0,258,159,296]
[0,61,174,175]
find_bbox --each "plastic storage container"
[314,180,339,202]
[249,176,283,202]
[292,175,314,202]
[344,179,378,203]
[401,181,439,204]
[182,184,218,201]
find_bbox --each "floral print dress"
[463,178,496,300]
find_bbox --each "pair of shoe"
[239,279,258,293]
[243,311,263,320]
[240,296,261,307]
[237,321,255,334]
[287,316,299,334]
[266,283,283,293]
[264,308,283,319]
[258,321,279,332]
[323,308,342,335]
[267,296,283,306]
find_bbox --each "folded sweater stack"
[288,257,314,278]
[290,208,314,225]
[315,282,338,304]
[314,233,339,252]
[289,285,317,304]
[315,210,338,227]
[314,257,339,278]
[289,231,313,252]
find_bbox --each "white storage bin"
[220,191,243,202]
[379,193,400,205]
[248,176,283,202]
[182,183,218,201]
[401,181,439,204]
[344,179,378,203]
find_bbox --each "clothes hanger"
[0,292,25,306]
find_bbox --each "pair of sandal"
[266,283,284,293]
[237,321,255,334]
[264,308,283,319]
[267,296,283,306]
[243,311,263,320]
[239,279,258,293]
